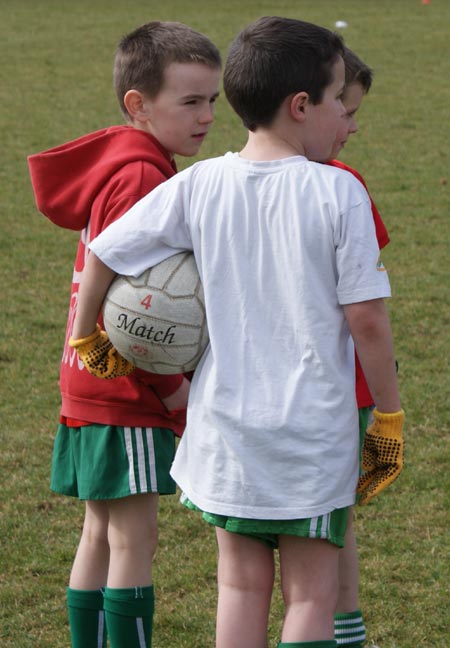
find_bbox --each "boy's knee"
[108,525,158,555]
[218,547,274,593]
[81,517,109,548]
[220,567,274,594]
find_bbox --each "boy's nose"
[199,104,215,124]
[349,118,358,134]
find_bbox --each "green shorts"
[182,497,349,548]
[51,423,176,500]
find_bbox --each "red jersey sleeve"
[328,159,389,249]
[328,160,390,408]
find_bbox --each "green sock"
[278,642,337,647]
[66,587,107,648]
[103,585,154,648]
[334,609,366,646]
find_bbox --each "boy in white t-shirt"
[69,17,404,648]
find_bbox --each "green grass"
[1,0,449,646]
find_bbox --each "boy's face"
[302,56,346,162]
[139,62,220,158]
[328,82,365,160]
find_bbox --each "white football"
[103,252,209,374]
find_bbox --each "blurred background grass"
[0,1,449,646]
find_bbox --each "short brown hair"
[343,46,373,93]
[114,21,221,119]
[223,16,344,131]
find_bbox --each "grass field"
[1,1,449,646]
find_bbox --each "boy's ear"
[123,89,151,123]
[290,92,309,123]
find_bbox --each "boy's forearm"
[72,252,117,339]
[344,299,401,412]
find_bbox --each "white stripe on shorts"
[135,428,148,492]
[124,428,137,494]
[309,515,318,538]
[124,427,158,495]
[309,513,331,540]
[323,512,331,539]
[145,428,158,490]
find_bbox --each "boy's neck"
[239,128,306,161]
[129,121,175,161]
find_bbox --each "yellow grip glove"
[69,324,135,379]
[357,408,405,506]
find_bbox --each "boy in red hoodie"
[28,22,221,648]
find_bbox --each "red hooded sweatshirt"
[28,125,186,434]
[329,159,390,409]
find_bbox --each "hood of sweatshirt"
[28,125,176,230]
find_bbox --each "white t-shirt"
[91,153,391,519]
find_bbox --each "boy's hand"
[160,376,190,412]
[357,408,405,505]
[69,324,135,379]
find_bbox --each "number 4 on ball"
[141,294,153,310]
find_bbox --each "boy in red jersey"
[328,47,389,648]
[28,21,220,648]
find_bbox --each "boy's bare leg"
[69,494,158,588]
[68,501,110,648]
[215,527,274,648]
[336,511,359,612]
[106,493,159,588]
[70,500,110,589]
[279,535,339,642]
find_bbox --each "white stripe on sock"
[97,610,105,648]
[336,615,363,626]
[136,617,146,647]
[336,633,366,644]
